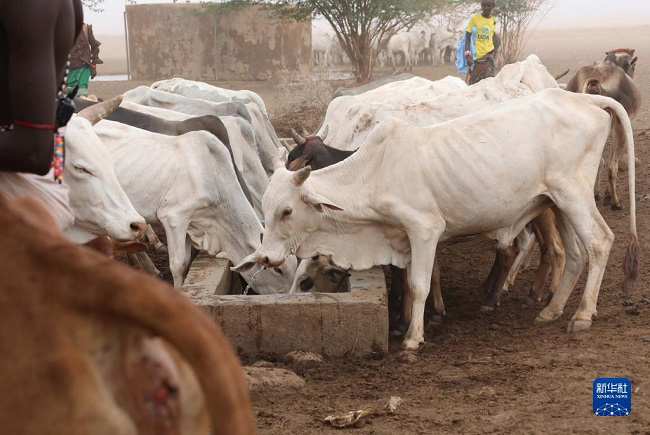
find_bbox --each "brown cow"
[566,57,641,209]
[0,194,255,435]
[605,48,637,77]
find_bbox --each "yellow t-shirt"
[466,14,496,59]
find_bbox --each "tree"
[202,0,447,81]
[493,0,553,66]
[81,0,106,13]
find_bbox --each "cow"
[123,86,284,176]
[289,255,350,293]
[604,48,637,77]
[61,98,147,243]
[315,76,464,143]
[565,58,642,210]
[386,32,414,71]
[74,98,256,213]
[0,193,255,434]
[312,26,333,66]
[495,54,567,92]
[330,77,527,151]
[119,101,269,220]
[233,89,638,350]
[148,78,283,160]
[429,27,458,65]
[93,119,297,292]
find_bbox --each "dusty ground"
[96,27,649,433]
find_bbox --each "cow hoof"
[567,319,592,333]
[402,337,423,350]
[534,310,562,325]
[389,320,409,336]
[428,314,444,326]
[479,305,495,313]
[526,296,541,306]
[594,194,601,201]
[156,245,168,254]
[611,203,623,211]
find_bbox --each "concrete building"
[125,3,311,81]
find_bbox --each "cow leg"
[502,225,536,292]
[387,265,408,335]
[480,242,519,312]
[562,201,613,332]
[428,257,445,323]
[145,224,167,253]
[161,217,191,288]
[479,249,501,294]
[605,121,625,210]
[535,209,587,325]
[594,157,604,201]
[403,229,441,350]
[528,209,566,304]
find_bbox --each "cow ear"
[231,252,259,272]
[302,191,343,213]
[292,166,311,186]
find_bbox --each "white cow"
[94,119,296,292]
[62,98,146,242]
[315,76,433,141]
[386,32,413,71]
[429,27,458,65]
[332,78,528,150]
[149,78,283,158]
[234,89,637,349]
[312,26,333,66]
[326,76,467,149]
[120,101,268,220]
[496,54,560,92]
[151,78,269,118]
[122,86,283,176]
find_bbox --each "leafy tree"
[202,0,447,81]
[81,0,106,13]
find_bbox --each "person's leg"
[75,66,91,97]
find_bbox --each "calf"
[0,193,254,434]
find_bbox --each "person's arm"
[88,24,102,64]
[464,16,474,65]
[0,0,82,174]
[465,31,473,65]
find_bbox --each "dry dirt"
[95,27,649,434]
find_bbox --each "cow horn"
[290,128,306,145]
[317,125,329,141]
[553,68,570,81]
[300,126,309,137]
[78,95,123,125]
[292,165,311,187]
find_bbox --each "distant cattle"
[604,48,637,77]
[565,57,642,209]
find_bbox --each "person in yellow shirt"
[464,0,501,84]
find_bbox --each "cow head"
[232,166,343,272]
[605,49,637,78]
[286,127,329,170]
[63,96,147,241]
[289,255,350,293]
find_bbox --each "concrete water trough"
[182,254,388,357]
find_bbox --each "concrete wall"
[125,3,311,81]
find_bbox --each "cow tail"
[590,94,639,298]
[581,78,602,95]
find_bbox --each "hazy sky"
[85,0,650,35]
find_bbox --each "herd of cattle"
[312,23,459,69]
[4,47,641,432]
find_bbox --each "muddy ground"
[95,27,649,433]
